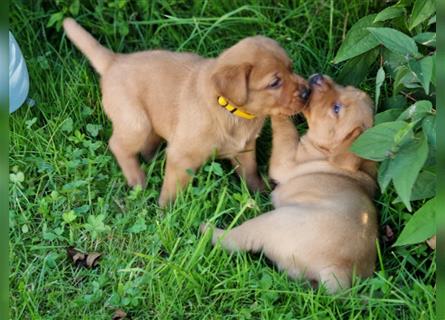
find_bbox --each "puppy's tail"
[63,18,114,75]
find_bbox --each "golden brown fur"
[63,18,308,206]
[202,75,378,293]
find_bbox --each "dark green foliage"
[336,0,436,246]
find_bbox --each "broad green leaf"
[382,47,410,76]
[377,159,392,192]
[393,169,436,203]
[22,224,29,234]
[84,214,111,239]
[260,272,273,289]
[428,15,436,25]
[397,100,432,122]
[375,108,404,125]
[25,117,37,129]
[393,121,415,146]
[431,53,436,86]
[409,0,435,30]
[86,123,102,137]
[10,172,25,184]
[61,117,74,132]
[69,0,80,15]
[375,67,385,108]
[374,6,405,22]
[408,56,434,94]
[337,49,379,86]
[419,56,434,94]
[118,22,129,36]
[368,27,419,57]
[204,162,224,176]
[73,204,90,214]
[62,210,77,224]
[333,15,380,63]
[409,170,436,201]
[393,65,420,94]
[394,197,436,246]
[350,121,411,161]
[422,114,436,148]
[389,133,429,210]
[62,179,88,192]
[47,12,64,28]
[384,95,407,109]
[413,32,436,47]
[383,49,407,75]
[128,216,147,233]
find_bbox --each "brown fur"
[202,75,378,294]
[63,18,308,206]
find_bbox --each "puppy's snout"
[292,74,310,100]
[309,74,324,86]
[299,86,311,101]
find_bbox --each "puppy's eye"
[333,103,342,114]
[268,77,282,89]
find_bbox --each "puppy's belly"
[271,172,367,207]
[260,205,376,283]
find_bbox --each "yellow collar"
[217,96,256,120]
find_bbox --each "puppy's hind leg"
[158,145,210,206]
[318,265,351,294]
[202,212,275,253]
[108,107,152,187]
[141,131,162,162]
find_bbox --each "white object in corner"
[9,31,29,113]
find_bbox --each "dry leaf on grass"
[112,309,128,320]
[426,235,436,250]
[67,247,102,269]
[381,224,395,245]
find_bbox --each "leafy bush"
[334,0,436,246]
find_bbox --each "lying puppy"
[202,75,378,293]
[63,18,309,206]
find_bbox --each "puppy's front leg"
[231,141,264,192]
[159,147,209,207]
[269,116,300,184]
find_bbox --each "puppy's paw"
[158,196,168,208]
[127,170,146,188]
[158,191,174,208]
[200,223,225,246]
[199,222,214,235]
[247,177,266,193]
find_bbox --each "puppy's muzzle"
[309,73,324,86]
[298,86,311,101]
[292,74,310,102]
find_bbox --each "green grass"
[9,1,435,319]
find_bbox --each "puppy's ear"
[212,63,252,106]
[328,127,364,172]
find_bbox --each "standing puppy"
[202,75,378,293]
[63,18,309,206]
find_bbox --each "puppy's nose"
[309,74,324,86]
[298,86,311,101]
